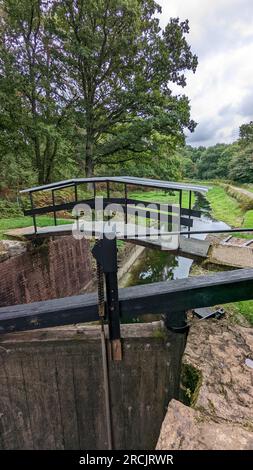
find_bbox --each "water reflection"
[125,192,230,288]
[126,249,193,286]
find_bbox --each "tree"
[239,121,253,147]
[0,0,76,184]
[98,131,182,180]
[179,145,204,179]
[229,145,253,183]
[56,0,197,177]
[194,144,226,180]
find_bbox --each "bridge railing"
[19,176,205,234]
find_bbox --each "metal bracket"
[92,236,122,361]
[193,307,225,320]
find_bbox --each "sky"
[157,0,253,147]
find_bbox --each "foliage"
[181,120,253,185]
[0,0,197,187]
[54,0,198,176]
[0,0,78,185]
[229,144,253,183]
[98,132,182,180]
[239,121,253,147]
[0,198,23,218]
[180,143,239,181]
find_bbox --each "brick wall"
[0,237,93,307]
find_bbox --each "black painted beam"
[0,269,253,334]
[24,197,201,219]
[24,198,195,227]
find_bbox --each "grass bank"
[191,181,252,236]
[206,185,243,226]
[0,216,72,240]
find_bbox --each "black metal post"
[92,236,122,361]
[124,184,128,224]
[74,183,79,229]
[52,190,57,226]
[29,192,37,234]
[179,190,182,230]
[105,270,121,340]
[188,191,192,239]
[74,183,78,202]
[106,180,110,200]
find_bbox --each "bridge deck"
[5,222,211,258]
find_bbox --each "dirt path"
[230,185,253,200]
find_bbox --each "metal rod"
[106,181,110,200]
[123,227,253,238]
[124,184,128,224]
[74,183,79,229]
[72,227,253,241]
[74,183,78,202]
[179,190,182,231]
[95,259,113,450]
[188,191,192,239]
[100,328,113,450]
[29,192,37,234]
[52,190,57,226]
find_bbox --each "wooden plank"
[54,346,80,449]
[0,269,253,334]
[2,355,34,449]
[0,322,186,449]
[36,352,64,449]
[72,344,107,449]
[0,353,20,449]
[21,351,56,449]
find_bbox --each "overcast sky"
[157,0,253,147]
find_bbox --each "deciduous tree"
[56,0,198,176]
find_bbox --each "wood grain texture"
[0,323,185,449]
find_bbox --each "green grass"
[225,301,253,326]
[197,184,252,237]
[206,186,244,227]
[129,189,195,208]
[0,215,72,240]
[243,210,253,228]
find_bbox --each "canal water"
[124,193,230,287]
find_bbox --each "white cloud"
[157,0,253,146]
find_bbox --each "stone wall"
[0,237,93,307]
[156,314,253,450]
